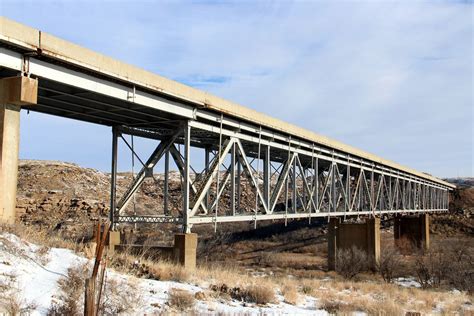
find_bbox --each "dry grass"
[48,263,90,315]
[241,283,276,305]
[1,224,84,254]
[0,271,37,315]
[282,283,300,305]
[168,288,195,311]
[2,223,472,315]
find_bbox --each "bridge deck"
[0,17,453,231]
[0,17,453,189]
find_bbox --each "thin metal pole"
[292,155,297,213]
[255,127,262,229]
[130,135,137,229]
[371,166,375,215]
[309,146,314,224]
[315,157,319,213]
[183,122,191,233]
[331,163,336,214]
[237,159,241,211]
[231,143,236,216]
[263,145,271,210]
[164,150,169,215]
[110,126,118,228]
[215,115,223,232]
[345,161,350,220]
[204,147,211,210]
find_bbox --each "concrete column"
[327,217,340,270]
[394,214,430,250]
[366,217,380,267]
[107,231,121,253]
[327,217,380,270]
[0,76,37,224]
[174,233,198,270]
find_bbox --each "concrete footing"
[107,232,198,270]
[107,231,121,253]
[328,217,380,270]
[0,77,38,224]
[174,233,198,270]
[394,214,430,250]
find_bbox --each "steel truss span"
[0,18,452,233]
[110,123,450,233]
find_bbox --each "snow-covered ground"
[0,233,328,315]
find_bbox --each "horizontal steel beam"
[188,209,449,224]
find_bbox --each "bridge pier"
[0,77,37,224]
[394,214,430,250]
[328,217,380,270]
[174,233,198,270]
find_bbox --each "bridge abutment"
[394,214,430,250]
[328,217,380,270]
[0,76,37,224]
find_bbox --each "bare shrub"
[442,240,474,293]
[48,263,89,315]
[168,288,195,311]
[335,246,369,279]
[376,244,402,283]
[99,278,143,315]
[414,239,474,291]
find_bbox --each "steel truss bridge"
[0,18,454,233]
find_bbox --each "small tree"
[336,246,369,279]
[377,244,402,283]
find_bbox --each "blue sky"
[1,0,473,177]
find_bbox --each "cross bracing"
[110,123,450,233]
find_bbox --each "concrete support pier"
[174,233,197,270]
[394,214,430,250]
[328,217,380,270]
[0,77,37,224]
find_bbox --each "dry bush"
[282,283,299,305]
[168,288,195,311]
[395,236,416,255]
[48,263,90,315]
[99,278,143,315]
[240,284,276,305]
[108,251,190,283]
[335,246,369,279]
[210,282,276,305]
[414,240,474,290]
[376,244,402,283]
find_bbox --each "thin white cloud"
[2,0,472,176]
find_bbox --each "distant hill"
[444,177,474,188]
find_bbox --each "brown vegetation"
[168,288,195,311]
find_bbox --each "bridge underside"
[0,46,450,234]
